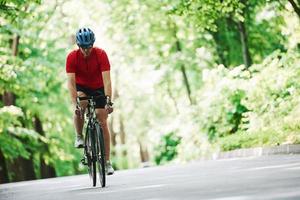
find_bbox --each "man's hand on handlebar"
[105,96,114,114]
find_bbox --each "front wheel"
[95,122,106,187]
[86,126,97,187]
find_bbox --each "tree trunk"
[109,116,117,157]
[109,116,117,146]
[210,30,228,68]
[2,77,17,182]
[174,39,193,105]
[119,115,127,157]
[8,159,24,181]
[4,33,37,182]
[166,80,179,114]
[171,24,193,105]
[180,64,193,104]
[7,157,36,182]
[40,160,56,178]
[0,150,9,183]
[2,90,36,181]
[236,0,252,68]
[20,157,36,180]
[138,140,149,163]
[2,92,15,105]
[118,114,128,169]
[34,116,56,178]
[3,33,19,106]
[288,0,300,19]
[12,33,20,56]
[109,71,119,156]
[237,20,252,68]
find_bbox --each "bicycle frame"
[84,98,98,133]
[77,95,106,187]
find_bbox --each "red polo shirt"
[66,47,110,89]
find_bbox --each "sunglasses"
[80,45,93,50]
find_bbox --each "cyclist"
[66,27,114,175]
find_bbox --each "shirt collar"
[78,47,94,58]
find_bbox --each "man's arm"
[102,71,112,98]
[102,70,114,114]
[67,73,77,106]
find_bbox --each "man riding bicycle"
[66,27,114,175]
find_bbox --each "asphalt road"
[1,155,300,200]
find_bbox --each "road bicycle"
[77,95,106,187]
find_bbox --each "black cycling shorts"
[76,84,106,109]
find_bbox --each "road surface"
[1,155,300,200]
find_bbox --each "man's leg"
[96,109,114,175]
[74,91,87,145]
[96,109,110,161]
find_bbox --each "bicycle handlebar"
[77,95,105,102]
[76,95,113,108]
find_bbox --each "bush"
[154,132,182,165]
[195,49,300,152]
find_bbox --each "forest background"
[1,0,300,183]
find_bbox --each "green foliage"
[0,105,41,160]
[0,0,86,180]
[212,49,300,151]
[0,132,31,159]
[218,130,288,152]
[192,66,250,143]
[171,0,244,31]
[226,89,249,134]
[0,0,41,24]
[245,1,287,63]
[1,0,300,182]
[101,0,300,166]
[155,132,182,165]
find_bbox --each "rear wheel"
[95,122,106,187]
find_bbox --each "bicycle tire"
[95,123,106,187]
[88,126,97,187]
[84,129,92,180]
